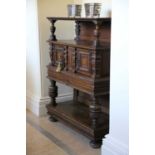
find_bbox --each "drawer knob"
[56,62,63,72]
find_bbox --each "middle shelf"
[48,40,110,50]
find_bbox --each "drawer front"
[76,48,92,77]
[48,66,93,94]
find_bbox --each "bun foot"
[49,115,58,122]
[89,139,102,149]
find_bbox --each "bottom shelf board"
[46,100,109,138]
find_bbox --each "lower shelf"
[46,100,109,141]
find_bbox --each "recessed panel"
[76,48,92,76]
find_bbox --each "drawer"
[48,66,93,94]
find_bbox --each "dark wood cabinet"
[46,17,111,148]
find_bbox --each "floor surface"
[26,110,101,155]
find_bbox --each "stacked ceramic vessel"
[67,3,101,17]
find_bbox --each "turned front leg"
[89,96,101,128]
[89,96,102,148]
[73,89,79,102]
[48,80,58,107]
[89,96,101,115]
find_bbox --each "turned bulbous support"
[89,96,101,128]
[48,80,58,107]
[50,20,57,41]
[75,21,80,41]
[90,139,102,149]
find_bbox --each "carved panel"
[51,45,66,68]
[76,48,92,76]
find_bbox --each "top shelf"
[47,17,111,46]
[47,17,111,22]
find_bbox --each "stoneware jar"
[67,4,82,17]
[84,3,101,17]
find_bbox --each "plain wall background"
[26,0,41,100]
[38,0,75,97]
[26,0,75,116]
[102,0,129,154]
